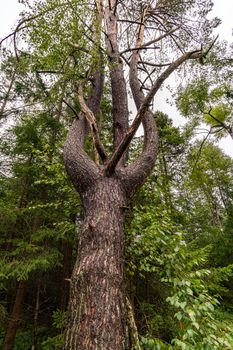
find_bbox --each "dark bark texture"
[64,178,130,349]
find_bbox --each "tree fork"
[63,2,218,349]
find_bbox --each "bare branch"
[138,60,171,67]
[78,84,108,163]
[142,26,181,48]
[205,108,233,140]
[120,46,160,54]
[204,35,219,57]
[0,26,27,47]
[0,70,16,119]
[117,19,144,25]
[62,99,80,119]
[191,129,212,174]
[126,298,141,350]
[120,26,180,55]
[113,0,119,15]
[140,67,157,89]
[139,54,153,87]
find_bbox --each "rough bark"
[64,178,130,349]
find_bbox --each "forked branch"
[105,40,217,175]
[105,5,158,183]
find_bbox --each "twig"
[62,99,80,119]
[191,129,212,174]
[120,26,180,55]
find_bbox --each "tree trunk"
[64,177,130,349]
[2,281,27,350]
[63,5,158,347]
[31,282,40,350]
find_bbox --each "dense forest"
[0,0,233,349]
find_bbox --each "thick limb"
[105,1,129,164]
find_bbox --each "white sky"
[0,0,22,38]
[0,0,233,157]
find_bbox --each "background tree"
[176,41,233,141]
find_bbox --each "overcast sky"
[0,0,232,156]
[0,0,232,39]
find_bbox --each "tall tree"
[1,0,219,348]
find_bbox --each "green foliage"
[12,330,33,350]
[176,75,233,138]
[0,85,78,347]
[0,304,8,325]
[127,198,233,349]
[140,335,172,350]
[52,309,67,330]
[177,78,210,116]
[41,334,64,350]
[204,104,231,124]
[40,310,67,350]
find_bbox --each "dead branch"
[78,84,108,163]
[62,99,79,119]
[138,60,171,67]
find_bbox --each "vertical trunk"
[31,283,40,350]
[2,281,27,350]
[64,178,130,350]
